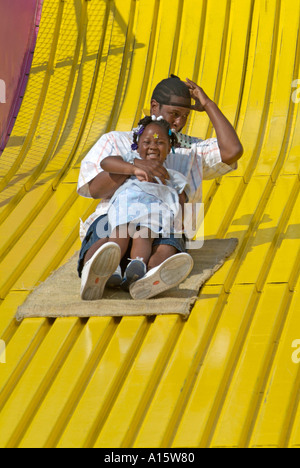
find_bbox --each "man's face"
[151,98,191,132]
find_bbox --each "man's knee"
[148,244,177,270]
[83,238,109,265]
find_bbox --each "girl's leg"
[130,227,154,265]
[120,227,153,291]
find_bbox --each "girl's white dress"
[107,152,189,237]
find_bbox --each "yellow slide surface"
[0,0,299,448]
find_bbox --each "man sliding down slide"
[77,75,243,300]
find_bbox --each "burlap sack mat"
[16,238,238,321]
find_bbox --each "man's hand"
[185,78,244,165]
[133,158,170,184]
[185,78,212,112]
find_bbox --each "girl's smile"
[138,124,171,163]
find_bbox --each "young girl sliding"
[99,116,194,299]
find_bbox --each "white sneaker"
[81,242,121,301]
[129,253,194,300]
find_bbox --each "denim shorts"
[77,214,186,277]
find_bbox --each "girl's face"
[138,124,171,162]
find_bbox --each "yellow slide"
[0,0,299,448]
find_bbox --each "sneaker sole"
[121,260,147,291]
[129,253,194,300]
[106,274,123,289]
[81,243,121,301]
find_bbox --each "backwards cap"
[151,75,192,109]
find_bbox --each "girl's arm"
[88,172,128,199]
[100,156,150,182]
[101,156,134,175]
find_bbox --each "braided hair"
[151,74,191,108]
[131,116,178,152]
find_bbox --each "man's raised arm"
[185,78,243,165]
